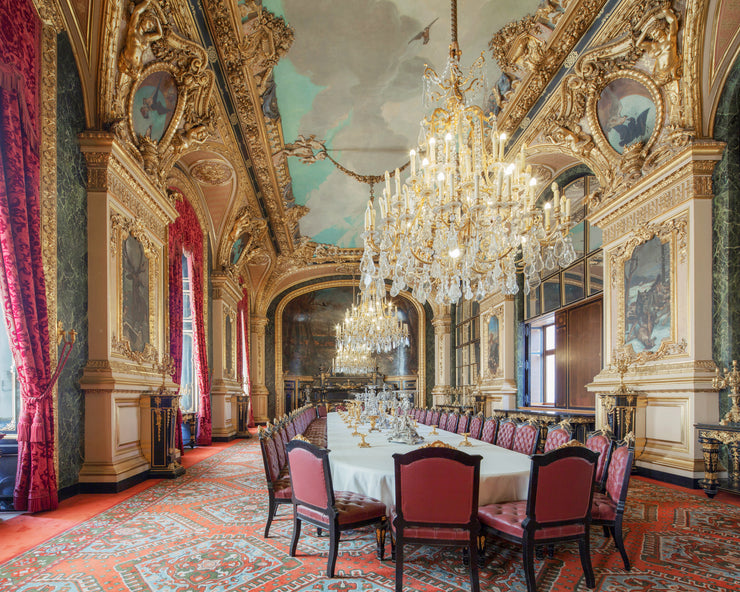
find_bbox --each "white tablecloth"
[326,412,531,510]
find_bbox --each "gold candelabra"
[712,360,740,425]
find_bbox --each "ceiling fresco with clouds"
[263,0,540,248]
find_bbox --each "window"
[179,254,199,413]
[527,316,556,406]
[0,315,20,435]
[524,174,604,409]
[454,300,480,386]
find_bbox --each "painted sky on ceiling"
[264,0,540,247]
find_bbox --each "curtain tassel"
[30,406,45,442]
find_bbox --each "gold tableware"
[369,415,380,432]
[358,433,370,448]
[459,432,472,447]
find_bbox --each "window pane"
[0,317,19,434]
[543,276,560,312]
[564,177,586,224]
[545,324,556,350]
[563,262,585,305]
[530,352,542,404]
[527,287,541,319]
[530,326,543,354]
[569,221,585,258]
[589,223,603,251]
[545,354,556,404]
[588,253,604,294]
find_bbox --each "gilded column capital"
[251,315,269,334]
[210,271,242,306]
[432,315,452,334]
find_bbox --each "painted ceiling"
[262,0,540,248]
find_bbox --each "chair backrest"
[468,414,484,440]
[274,427,287,468]
[317,404,328,418]
[480,417,498,443]
[286,440,333,513]
[544,425,573,453]
[512,423,540,455]
[604,442,634,505]
[586,432,614,488]
[423,409,432,425]
[393,447,482,528]
[439,411,449,429]
[526,446,598,530]
[286,421,297,440]
[259,431,281,484]
[456,413,470,434]
[431,410,440,427]
[445,412,459,432]
[496,419,516,449]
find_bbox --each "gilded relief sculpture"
[112,0,215,186]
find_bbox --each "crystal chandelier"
[333,343,375,375]
[335,283,410,354]
[360,0,576,305]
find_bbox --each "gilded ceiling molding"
[108,0,215,187]
[219,206,269,271]
[489,0,608,135]
[31,0,64,30]
[202,0,296,255]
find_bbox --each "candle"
[410,149,416,176]
[565,197,571,217]
[364,201,372,230]
[544,202,551,230]
[499,132,507,160]
[379,192,388,219]
[429,137,436,166]
[385,171,391,197]
[492,131,499,161]
[395,168,401,197]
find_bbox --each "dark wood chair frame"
[478,446,599,592]
[286,439,387,577]
[391,447,483,592]
[258,428,292,538]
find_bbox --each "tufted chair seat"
[390,506,472,541]
[287,440,387,577]
[478,446,599,592]
[543,424,572,453]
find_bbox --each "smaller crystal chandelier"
[333,343,375,375]
[336,283,410,354]
[360,0,576,305]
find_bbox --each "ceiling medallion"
[190,160,233,185]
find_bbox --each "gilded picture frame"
[611,214,688,361]
[111,212,160,363]
[224,308,237,380]
[482,305,503,379]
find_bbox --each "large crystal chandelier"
[360,0,576,305]
[335,283,410,354]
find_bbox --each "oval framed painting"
[131,69,178,142]
[588,71,663,157]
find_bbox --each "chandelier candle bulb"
[395,168,401,197]
[566,197,571,217]
[410,150,416,176]
[544,202,551,230]
[499,133,507,160]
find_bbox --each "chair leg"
[327,525,340,578]
[522,538,537,592]
[376,518,387,561]
[602,525,610,538]
[395,536,404,592]
[469,540,480,592]
[578,531,596,589]
[264,497,276,538]
[317,527,323,537]
[462,546,469,566]
[390,531,396,561]
[289,515,302,557]
[613,521,631,571]
[477,534,486,567]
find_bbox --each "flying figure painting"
[597,78,656,154]
[408,17,438,45]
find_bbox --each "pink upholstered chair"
[423,409,432,425]
[439,411,449,430]
[392,446,483,592]
[495,419,516,449]
[468,413,484,440]
[456,413,471,435]
[445,412,460,433]
[286,421,297,440]
[317,404,328,418]
[431,409,441,427]
[586,430,614,492]
[591,441,634,570]
[512,422,540,456]
[478,446,599,592]
[286,440,387,577]
[479,417,498,443]
[543,423,573,453]
[258,429,292,537]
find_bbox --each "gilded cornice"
[491,0,608,135]
[31,0,64,29]
[79,132,179,239]
[202,0,296,255]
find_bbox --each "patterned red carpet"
[1,438,739,591]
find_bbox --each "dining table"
[326,412,532,510]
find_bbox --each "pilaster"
[480,294,518,413]
[250,314,270,422]
[431,309,452,407]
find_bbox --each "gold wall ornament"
[240,6,294,96]
[190,159,233,185]
[419,440,456,449]
[220,207,269,270]
[712,361,740,425]
[111,0,215,187]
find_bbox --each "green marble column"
[712,55,740,421]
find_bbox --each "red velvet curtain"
[0,0,57,512]
[237,287,254,427]
[168,193,211,447]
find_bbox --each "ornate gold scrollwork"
[112,0,215,187]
